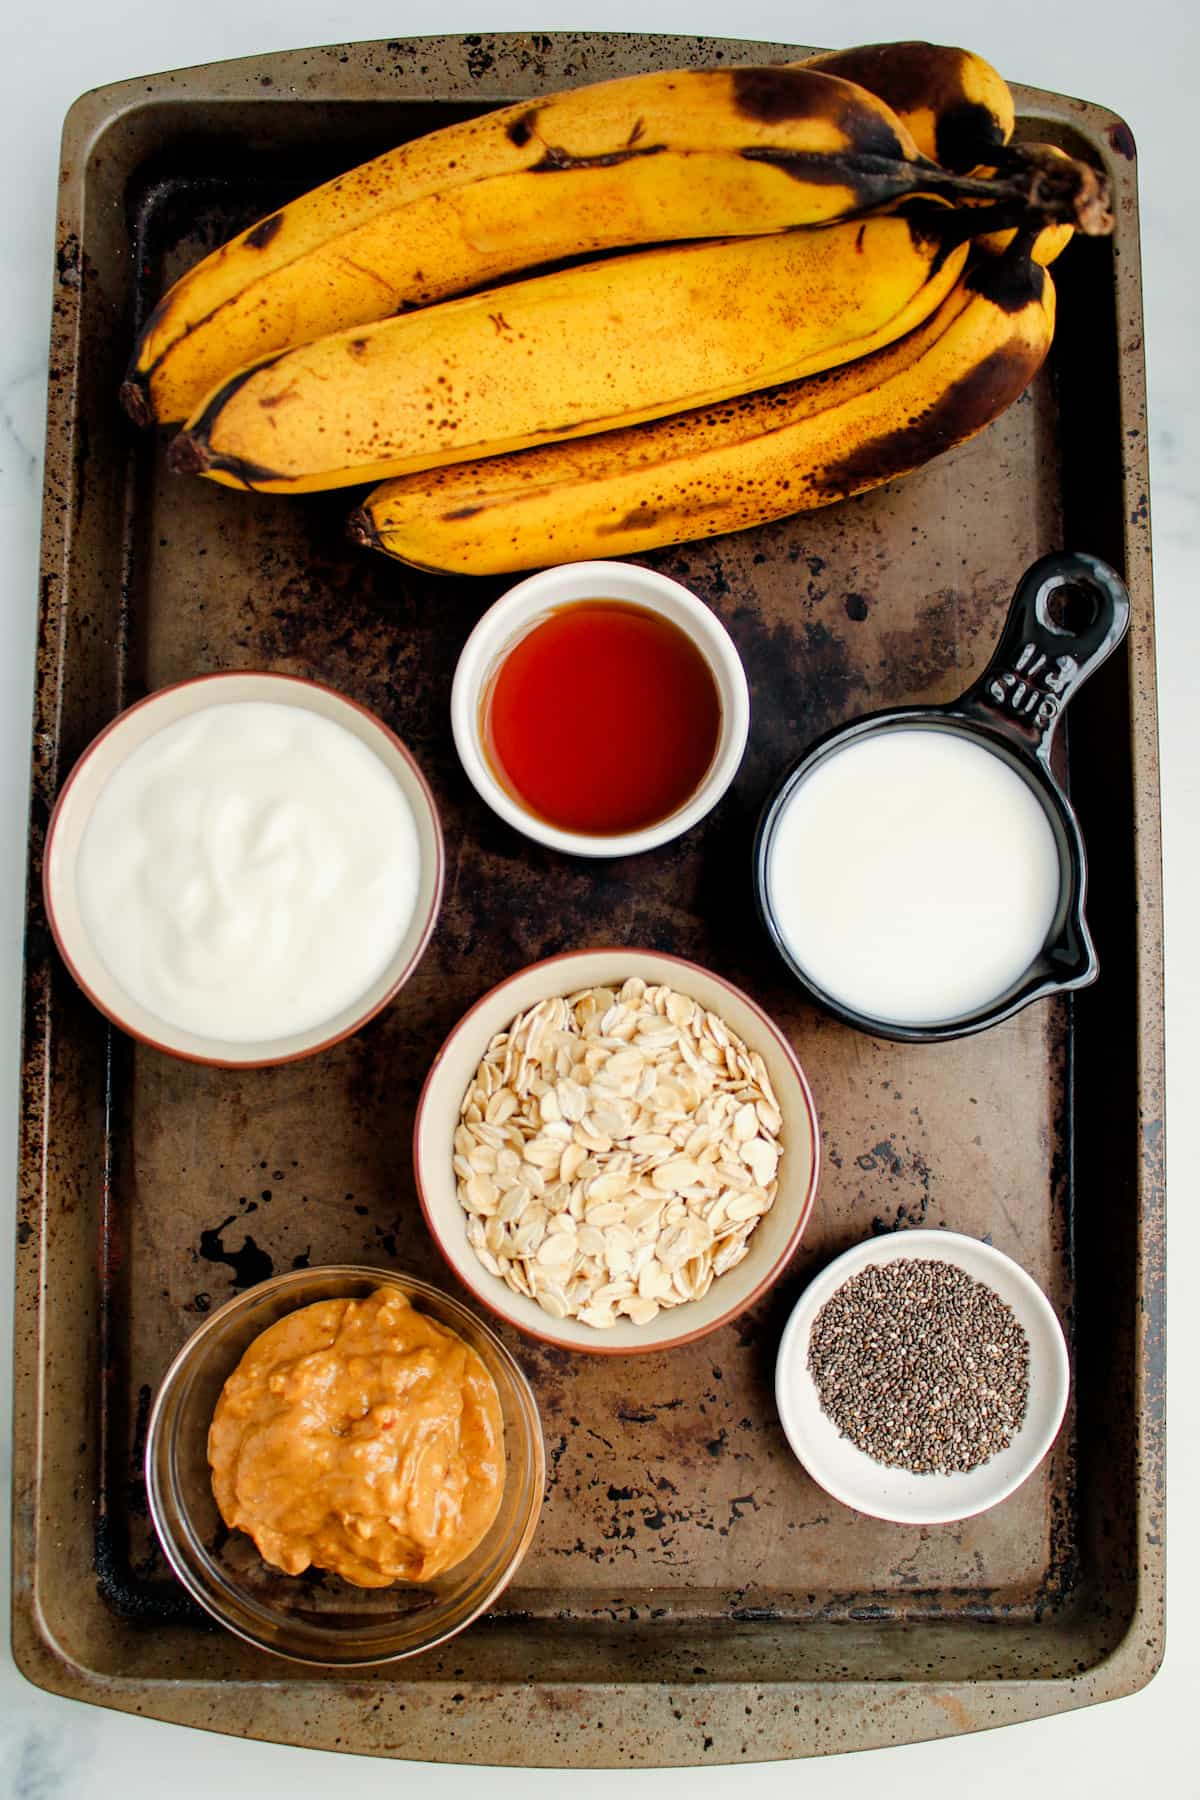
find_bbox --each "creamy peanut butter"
[208,1288,505,1587]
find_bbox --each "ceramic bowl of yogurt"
[44,672,443,1065]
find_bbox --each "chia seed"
[807,1257,1030,1475]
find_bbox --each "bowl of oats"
[414,948,820,1353]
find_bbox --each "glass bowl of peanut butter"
[145,1266,545,1664]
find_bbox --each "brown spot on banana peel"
[897,203,962,271]
[813,340,1044,499]
[244,212,284,250]
[599,504,665,535]
[933,103,1008,177]
[804,43,1010,172]
[966,241,1047,312]
[730,66,907,161]
[256,381,303,408]
[807,43,965,111]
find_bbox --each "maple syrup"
[481,600,723,837]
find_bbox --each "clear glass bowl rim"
[144,1264,546,1666]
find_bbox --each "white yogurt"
[764,728,1062,1025]
[75,700,421,1043]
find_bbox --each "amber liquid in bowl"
[481,600,722,835]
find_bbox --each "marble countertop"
[2,1,1194,1794]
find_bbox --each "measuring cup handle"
[958,552,1131,758]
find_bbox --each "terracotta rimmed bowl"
[43,671,444,1066]
[774,1229,1070,1525]
[145,1266,545,1665]
[415,948,820,1355]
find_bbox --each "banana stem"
[744,142,1112,235]
[914,143,1113,233]
[909,189,1090,252]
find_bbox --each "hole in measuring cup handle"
[957,551,1131,760]
[1042,582,1099,636]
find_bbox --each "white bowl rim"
[42,670,445,1068]
[774,1227,1071,1525]
[414,945,821,1355]
[450,560,751,858]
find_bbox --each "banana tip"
[1028,147,1114,236]
[347,506,382,551]
[119,378,154,430]
[166,431,211,477]
[1073,167,1115,237]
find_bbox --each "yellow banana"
[126,56,1104,428]
[803,41,1015,170]
[348,238,1055,576]
[124,65,932,427]
[979,218,1073,265]
[167,217,972,494]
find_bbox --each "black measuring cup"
[753,551,1131,1043]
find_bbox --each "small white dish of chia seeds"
[775,1229,1070,1525]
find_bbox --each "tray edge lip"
[12,26,1166,1760]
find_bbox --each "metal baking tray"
[12,31,1163,1765]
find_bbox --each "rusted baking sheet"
[13,31,1162,1766]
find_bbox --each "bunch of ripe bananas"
[123,42,1113,575]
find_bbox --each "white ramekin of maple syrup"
[451,560,750,858]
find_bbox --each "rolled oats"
[454,979,784,1330]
